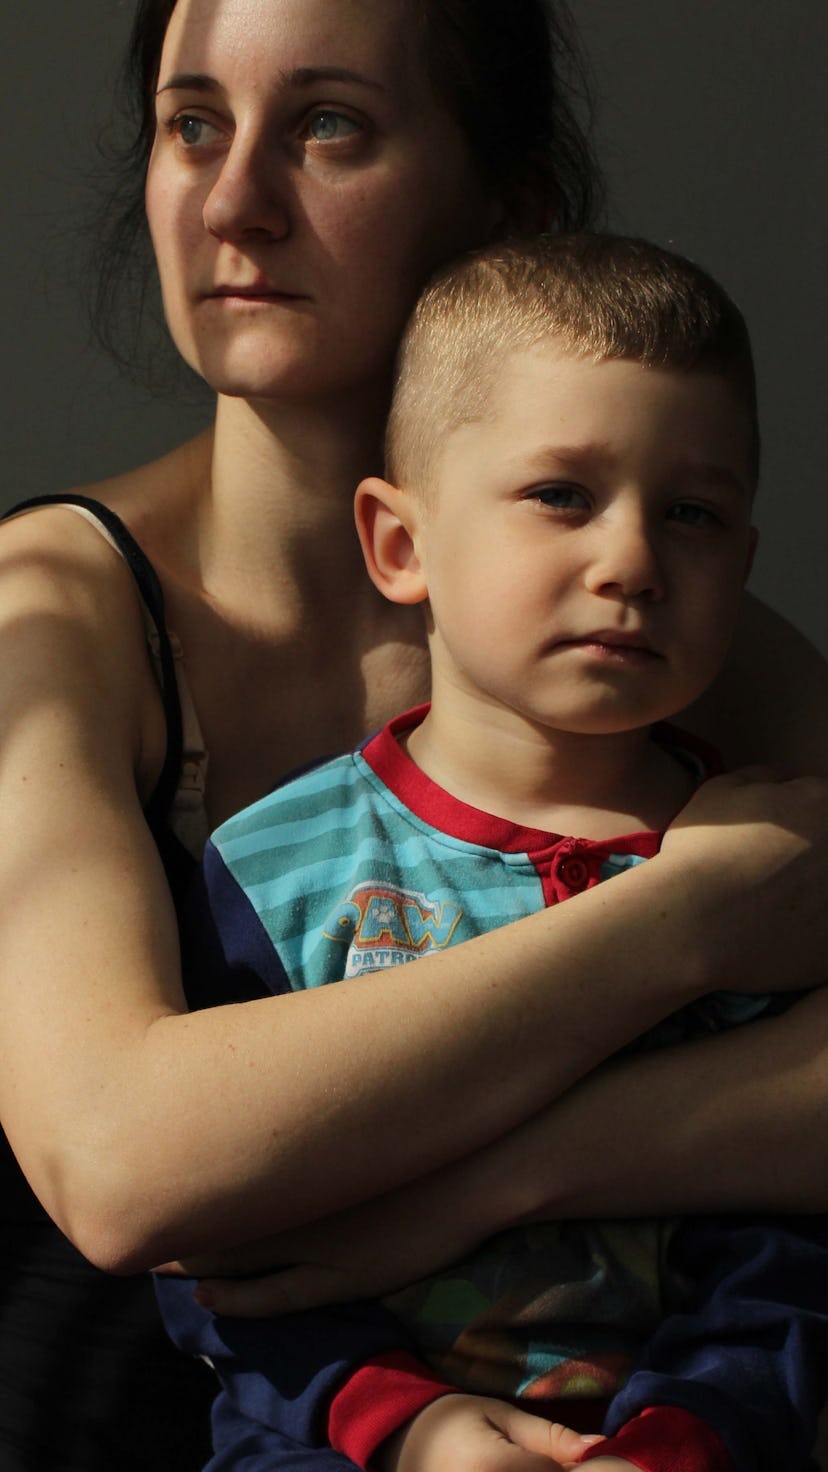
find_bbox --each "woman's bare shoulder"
[681,592,828,776]
[0,439,214,804]
[1,429,212,592]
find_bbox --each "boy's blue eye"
[307,111,360,142]
[668,501,719,528]
[533,483,590,510]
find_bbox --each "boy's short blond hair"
[386,233,759,495]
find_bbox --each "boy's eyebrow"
[670,460,754,498]
[515,445,752,497]
[516,443,617,476]
[156,66,386,97]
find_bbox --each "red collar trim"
[361,705,671,859]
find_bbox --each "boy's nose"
[583,520,665,602]
[203,140,290,243]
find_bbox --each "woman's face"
[145,0,499,403]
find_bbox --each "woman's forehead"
[159,0,417,83]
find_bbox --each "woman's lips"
[208,284,307,303]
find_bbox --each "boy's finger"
[498,1405,605,1464]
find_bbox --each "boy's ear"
[744,525,759,581]
[354,477,428,605]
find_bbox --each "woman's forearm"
[526,985,828,1219]
[19,766,828,1276]
[467,987,828,1237]
[207,987,828,1314]
[682,592,828,774]
[85,851,711,1270]
[116,756,828,1273]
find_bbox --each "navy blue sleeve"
[165,836,416,1459]
[605,1214,828,1471]
[180,837,293,1007]
[156,1276,414,1453]
[206,1393,358,1472]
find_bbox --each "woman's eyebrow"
[156,66,386,97]
[156,73,216,96]
[287,66,386,93]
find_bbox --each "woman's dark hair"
[92,0,602,373]
[415,1,601,230]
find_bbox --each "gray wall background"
[1,6,827,1464]
[2,2,826,654]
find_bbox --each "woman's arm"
[517,986,828,1220]
[682,591,828,775]
[2,516,828,1274]
[181,990,828,1314]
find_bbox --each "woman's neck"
[197,392,388,626]
[87,389,430,824]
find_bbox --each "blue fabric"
[161,715,828,1471]
[607,1214,828,1470]
[158,1280,417,1453]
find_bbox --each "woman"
[1,1,828,1469]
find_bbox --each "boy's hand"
[571,1463,638,1471]
[377,1395,605,1472]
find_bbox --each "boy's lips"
[555,629,662,659]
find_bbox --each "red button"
[558,856,590,890]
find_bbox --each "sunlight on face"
[145,0,498,401]
[417,344,757,740]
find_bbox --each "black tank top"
[0,498,214,1470]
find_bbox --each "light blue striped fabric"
[212,748,546,989]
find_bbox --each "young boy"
[158,236,828,1472]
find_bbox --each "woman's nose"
[584,519,665,602]
[202,140,290,243]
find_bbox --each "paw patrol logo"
[323,882,463,977]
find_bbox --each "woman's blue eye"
[534,484,589,510]
[171,115,220,147]
[307,111,360,142]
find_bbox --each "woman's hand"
[659,765,828,994]
[377,1396,604,1472]
[157,1150,491,1314]
[685,592,828,778]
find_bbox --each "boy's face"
[413,343,757,738]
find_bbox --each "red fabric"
[328,1351,455,1469]
[329,1356,733,1472]
[580,1405,733,1472]
[363,706,663,860]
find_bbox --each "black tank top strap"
[0,496,213,1467]
[2,494,184,831]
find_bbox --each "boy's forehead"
[500,340,747,420]
[444,343,757,493]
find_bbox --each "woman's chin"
[186,346,348,404]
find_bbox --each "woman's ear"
[354,478,429,605]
